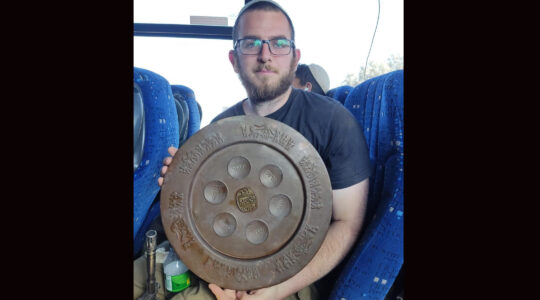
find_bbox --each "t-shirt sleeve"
[324,106,371,189]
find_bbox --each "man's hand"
[235,286,279,300]
[208,283,238,300]
[157,146,178,187]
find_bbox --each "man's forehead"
[237,10,292,39]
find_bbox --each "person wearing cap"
[139,1,371,299]
[293,64,330,96]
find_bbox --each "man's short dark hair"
[232,1,295,46]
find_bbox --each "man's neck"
[243,87,293,117]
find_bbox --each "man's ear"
[306,82,312,91]
[293,48,301,66]
[229,50,240,73]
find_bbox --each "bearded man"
[137,1,372,300]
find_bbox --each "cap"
[308,64,330,93]
[237,0,289,19]
[233,0,295,47]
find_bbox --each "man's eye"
[273,39,290,48]
[245,40,261,48]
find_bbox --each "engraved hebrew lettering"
[168,192,185,217]
[299,156,324,209]
[177,133,224,175]
[241,123,296,150]
[272,224,319,273]
[171,218,195,250]
[204,257,260,282]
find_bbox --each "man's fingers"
[209,284,230,300]
[161,165,168,176]
[158,150,176,187]
[158,166,168,187]
[209,283,239,300]
[168,146,178,156]
[236,291,247,298]
[162,156,173,166]
[208,283,221,295]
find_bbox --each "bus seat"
[170,85,201,139]
[133,67,179,256]
[329,70,403,299]
[326,85,354,105]
[133,85,203,257]
[170,87,190,146]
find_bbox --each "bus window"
[134,37,245,127]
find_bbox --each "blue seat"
[133,67,179,256]
[326,85,354,105]
[170,85,201,139]
[133,84,203,257]
[172,90,189,147]
[329,70,403,299]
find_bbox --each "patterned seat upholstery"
[329,70,403,299]
[133,67,179,256]
[133,84,203,256]
[326,85,354,104]
[171,85,201,139]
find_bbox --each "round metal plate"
[161,115,332,290]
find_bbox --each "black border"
[11,1,135,297]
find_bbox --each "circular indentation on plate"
[204,181,227,204]
[228,156,251,179]
[259,165,283,188]
[213,212,237,237]
[245,220,269,245]
[235,187,257,213]
[268,194,292,218]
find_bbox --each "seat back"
[133,67,179,255]
[170,85,201,139]
[134,84,202,256]
[329,70,403,299]
[326,85,354,105]
[172,91,189,147]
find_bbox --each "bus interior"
[134,1,403,299]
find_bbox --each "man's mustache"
[255,64,277,73]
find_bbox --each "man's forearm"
[273,219,360,299]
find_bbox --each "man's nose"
[258,42,272,63]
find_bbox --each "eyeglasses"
[234,38,295,55]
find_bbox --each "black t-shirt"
[212,88,371,189]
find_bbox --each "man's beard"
[237,56,296,104]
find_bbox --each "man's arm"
[238,178,369,300]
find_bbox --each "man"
[292,63,330,96]
[137,1,371,299]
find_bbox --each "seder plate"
[160,115,332,290]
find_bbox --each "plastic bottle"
[163,246,191,294]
